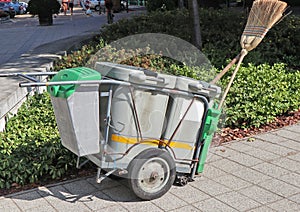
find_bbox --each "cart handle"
[19,80,131,87]
[0,72,57,77]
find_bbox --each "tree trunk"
[188,0,202,50]
[38,13,53,26]
[178,0,185,8]
[200,0,221,9]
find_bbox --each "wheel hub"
[149,172,159,182]
[137,157,170,193]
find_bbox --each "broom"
[214,0,289,110]
[212,0,289,85]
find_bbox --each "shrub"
[285,0,300,6]
[54,39,106,70]
[146,0,177,12]
[0,93,76,189]
[100,9,190,43]
[222,63,300,128]
[100,9,300,70]
[49,9,300,129]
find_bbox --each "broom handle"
[218,49,248,110]
[210,53,241,84]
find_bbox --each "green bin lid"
[47,67,101,98]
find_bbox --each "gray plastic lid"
[94,62,177,89]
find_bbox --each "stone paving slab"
[1,124,299,212]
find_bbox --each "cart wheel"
[128,148,176,200]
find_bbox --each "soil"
[1,109,299,197]
[213,108,300,146]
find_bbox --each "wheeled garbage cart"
[0,63,221,200]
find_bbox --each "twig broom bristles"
[214,0,289,110]
[240,0,288,51]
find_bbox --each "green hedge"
[0,93,76,189]
[146,0,177,12]
[58,9,300,71]
[100,9,300,70]
[286,0,300,6]
[222,63,300,128]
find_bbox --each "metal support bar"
[129,87,143,141]
[76,157,90,169]
[20,72,58,76]
[190,96,209,179]
[96,168,117,184]
[167,98,195,146]
[104,88,113,145]
[0,72,57,77]
[18,74,39,83]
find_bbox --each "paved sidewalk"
[1,124,299,211]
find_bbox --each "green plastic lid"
[48,67,101,98]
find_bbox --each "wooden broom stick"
[218,50,247,110]
[210,54,240,84]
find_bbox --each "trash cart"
[0,63,221,200]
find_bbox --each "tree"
[178,0,185,8]
[199,0,221,9]
[188,0,202,50]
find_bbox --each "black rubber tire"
[127,148,176,200]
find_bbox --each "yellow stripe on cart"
[111,134,194,150]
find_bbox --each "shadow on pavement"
[11,176,143,204]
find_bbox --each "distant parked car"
[8,1,24,14]
[88,0,104,11]
[82,0,126,12]
[0,2,15,18]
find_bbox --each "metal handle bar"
[0,72,57,77]
[19,79,131,87]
